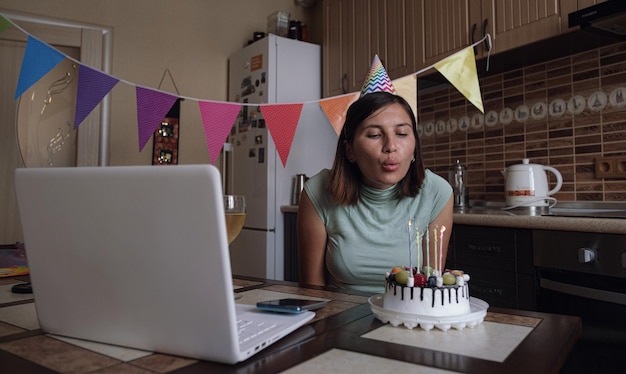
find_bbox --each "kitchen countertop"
[282,202,626,235]
[452,208,626,234]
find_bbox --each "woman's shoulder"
[304,169,331,195]
[307,169,331,188]
[424,168,445,183]
[309,168,331,181]
[423,169,452,192]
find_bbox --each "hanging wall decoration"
[152,69,182,165]
[2,13,489,168]
[152,98,180,165]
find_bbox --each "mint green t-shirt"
[303,169,452,294]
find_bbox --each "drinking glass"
[224,195,246,300]
[224,195,246,244]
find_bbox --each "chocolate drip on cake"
[386,280,469,305]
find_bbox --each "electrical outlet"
[617,158,626,177]
[595,156,626,179]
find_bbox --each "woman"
[297,92,453,294]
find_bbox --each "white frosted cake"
[383,267,471,317]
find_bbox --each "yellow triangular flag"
[434,46,484,113]
[392,75,418,118]
[0,14,12,34]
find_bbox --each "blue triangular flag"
[15,36,65,99]
[74,64,119,128]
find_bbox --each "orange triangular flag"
[319,93,359,135]
[260,103,303,167]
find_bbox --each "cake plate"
[368,294,489,331]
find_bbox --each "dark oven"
[533,229,626,373]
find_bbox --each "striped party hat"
[360,55,396,96]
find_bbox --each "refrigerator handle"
[221,142,233,194]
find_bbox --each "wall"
[0,0,322,166]
[418,41,626,203]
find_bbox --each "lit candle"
[425,227,430,277]
[433,226,438,277]
[439,225,446,274]
[407,219,413,275]
[416,227,421,272]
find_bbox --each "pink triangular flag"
[260,103,303,167]
[198,100,242,164]
[74,64,119,128]
[135,87,178,152]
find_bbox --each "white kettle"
[501,158,563,207]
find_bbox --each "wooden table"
[0,275,580,373]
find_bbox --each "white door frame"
[1,10,112,166]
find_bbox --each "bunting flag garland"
[15,36,65,99]
[434,46,484,113]
[0,14,11,33]
[136,87,179,152]
[74,64,120,128]
[3,12,488,166]
[198,100,242,164]
[260,103,304,167]
[392,74,418,118]
[319,93,359,135]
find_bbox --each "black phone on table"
[256,298,327,313]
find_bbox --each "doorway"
[0,12,111,243]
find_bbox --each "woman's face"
[346,103,416,189]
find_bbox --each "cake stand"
[369,294,489,331]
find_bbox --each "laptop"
[14,164,314,364]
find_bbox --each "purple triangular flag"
[198,100,242,164]
[74,64,119,128]
[15,36,65,99]
[135,87,179,152]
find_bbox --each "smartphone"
[256,298,328,313]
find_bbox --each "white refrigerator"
[225,35,338,280]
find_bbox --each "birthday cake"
[383,267,471,317]
[381,222,472,317]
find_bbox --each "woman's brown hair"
[329,92,426,205]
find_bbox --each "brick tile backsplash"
[417,42,626,203]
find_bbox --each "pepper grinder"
[448,160,469,208]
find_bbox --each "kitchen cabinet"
[450,224,536,310]
[322,0,414,97]
[419,0,564,66]
[416,0,474,69]
[323,0,588,95]
[478,0,565,55]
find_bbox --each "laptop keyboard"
[237,319,279,344]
